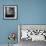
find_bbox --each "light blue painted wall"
[0,0,19,44]
[0,0,46,44]
[20,0,46,24]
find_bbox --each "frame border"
[3,5,18,20]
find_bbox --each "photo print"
[4,5,17,19]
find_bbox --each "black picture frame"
[3,5,17,20]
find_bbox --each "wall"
[20,0,46,24]
[0,0,19,44]
[0,0,46,45]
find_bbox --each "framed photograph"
[18,24,46,42]
[3,5,17,19]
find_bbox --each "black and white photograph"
[18,25,46,46]
[3,5,17,19]
[18,25,46,41]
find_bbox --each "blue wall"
[0,0,46,44]
[20,0,46,24]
